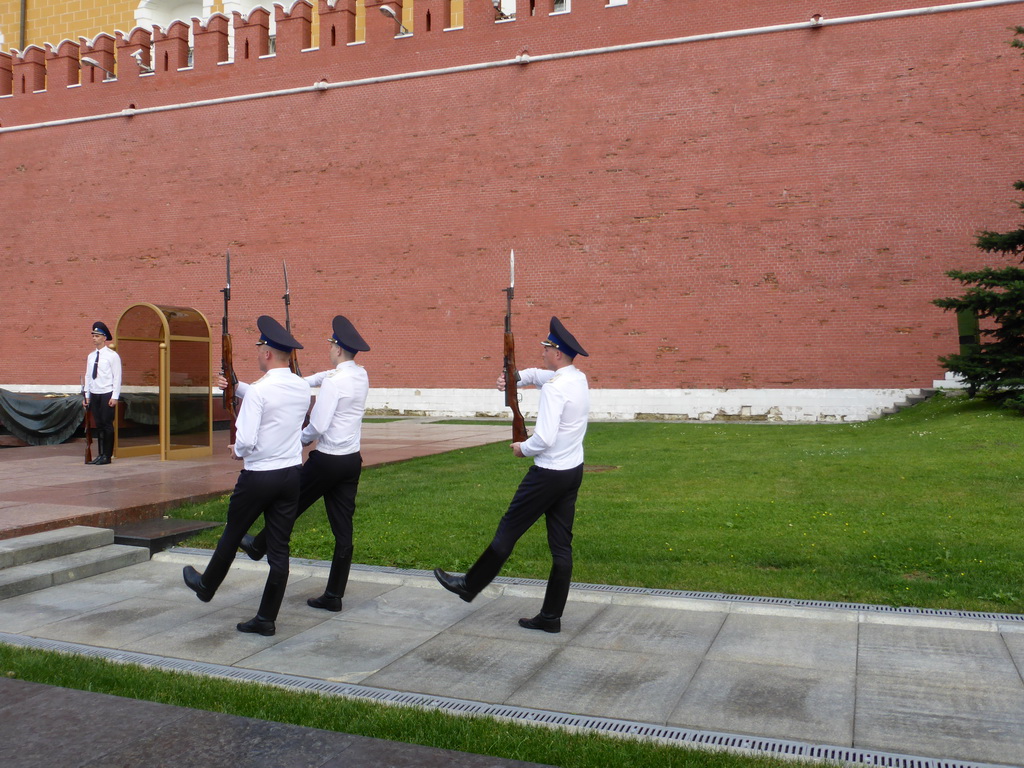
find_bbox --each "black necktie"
[92,351,99,380]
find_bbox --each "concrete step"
[868,388,937,419]
[0,543,149,600]
[0,525,113,569]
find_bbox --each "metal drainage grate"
[0,632,1007,768]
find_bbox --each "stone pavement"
[1,424,1024,767]
[0,676,546,767]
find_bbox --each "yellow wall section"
[0,0,135,50]
[0,0,452,51]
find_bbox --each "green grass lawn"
[177,391,1024,614]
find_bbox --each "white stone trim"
[0,385,934,423]
[363,387,931,423]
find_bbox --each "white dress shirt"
[232,367,310,471]
[301,361,368,454]
[517,365,590,470]
[84,346,122,400]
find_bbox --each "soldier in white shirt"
[236,316,371,613]
[83,321,121,466]
[184,316,310,637]
[435,317,590,634]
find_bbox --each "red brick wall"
[1,0,1022,390]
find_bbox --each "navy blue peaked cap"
[91,321,112,340]
[544,316,588,358]
[257,315,303,352]
[331,315,370,353]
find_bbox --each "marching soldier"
[184,315,310,636]
[434,317,590,634]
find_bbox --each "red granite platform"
[0,421,508,541]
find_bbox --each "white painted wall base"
[1,384,941,423]
[365,387,934,423]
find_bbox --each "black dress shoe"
[182,565,213,602]
[94,455,111,465]
[433,568,477,603]
[237,616,276,636]
[239,534,265,561]
[307,593,343,612]
[518,613,561,633]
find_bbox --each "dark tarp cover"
[0,389,83,446]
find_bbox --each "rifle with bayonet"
[221,251,239,445]
[81,375,93,464]
[503,249,528,443]
[282,261,302,377]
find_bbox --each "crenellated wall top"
[0,0,1017,125]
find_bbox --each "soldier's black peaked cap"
[257,315,303,352]
[544,316,588,358]
[331,315,370,353]
[91,321,112,340]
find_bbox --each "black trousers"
[466,463,584,618]
[88,392,115,453]
[202,464,302,620]
[252,450,362,596]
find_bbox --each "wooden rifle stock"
[82,377,93,464]
[84,411,93,464]
[502,259,528,443]
[222,332,238,445]
[504,331,528,443]
[221,250,238,445]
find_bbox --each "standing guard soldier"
[434,317,590,633]
[183,315,310,636]
[83,321,121,466]
[234,315,371,613]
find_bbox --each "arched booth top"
[114,303,213,460]
[117,302,211,343]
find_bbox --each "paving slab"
[669,658,857,746]
[338,582,481,632]
[704,612,859,672]
[858,622,1020,687]
[0,580,128,634]
[363,631,560,701]
[855,674,1024,765]
[569,602,725,656]
[243,619,441,684]
[445,593,603,643]
[506,644,703,722]
[1002,631,1024,678]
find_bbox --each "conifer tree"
[932,27,1024,408]
[933,178,1024,408]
